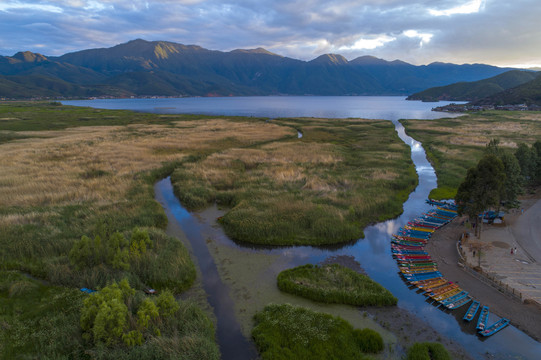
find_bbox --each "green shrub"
[252,303,381,360]
[406,342,451,360]
[353,328,384,353]
[277,264,397,306]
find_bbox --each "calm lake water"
[68,97,540,359]
[64,96,460,120]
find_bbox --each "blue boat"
[463,300,480,321]
[479,318,510,337]
[476,306,490,331]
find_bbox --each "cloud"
[429,0,485,16]
[0,0,539,67]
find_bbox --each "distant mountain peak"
[350,55,387,65]
[230,48,280,56]
[310,53,349,65]
[12,51,48,63]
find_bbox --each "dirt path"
[426,220,541,342]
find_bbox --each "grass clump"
[406,342,451,360]
[401,111,541,199]
[277,263,397,306]
[252,303,382,360]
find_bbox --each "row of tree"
[455,139,541,237]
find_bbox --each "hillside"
[0,39,515,99]
[406,70,538,101]
[473,73,541,106]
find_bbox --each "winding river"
[67,97,541,359]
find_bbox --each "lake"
[63,96,461,120]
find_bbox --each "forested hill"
[0,39,514,99]
[406,70,538,102]
[472,73,541,106]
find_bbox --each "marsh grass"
[0,271,219,360]
[406,342,451,360]
[0,102,295,358]
[252,303,382,360]
[173,117,417,245]
[402,111,541,199]
[277,263,397,306]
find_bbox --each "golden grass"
[0,120,291,207]
[181,139,342,193]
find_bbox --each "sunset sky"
[1,0,539,67]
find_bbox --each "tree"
[80,280,129,345]
[455,154,505,238]
[156,290,180,317]
[484,139,522,209]
[499,151,522,209]
[515,142,536,183]
[533,140,541,183]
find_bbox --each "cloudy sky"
[0,0,539,67]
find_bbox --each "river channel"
[68,97,541,359]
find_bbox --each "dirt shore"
[426,214,541,342]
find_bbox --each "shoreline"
[425,217,541,342]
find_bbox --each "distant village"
[433,103,541,112]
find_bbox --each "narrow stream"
[155,118,541,360]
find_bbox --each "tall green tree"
[515,142,536,183]
[484,139,522,209]
[456,154,505,238]
[533,140,541,183]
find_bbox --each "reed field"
[401,111,541,199]
[172,116,417,245]
[277,263,397,306]
[0,102,290,358]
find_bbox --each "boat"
[445,296,471,309]
[479,318,510,337]
[463,300,480,321]
[476,306,490,331]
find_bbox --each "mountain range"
[0,39,517,99]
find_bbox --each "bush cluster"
[277,264,397,306]
[252,303,383,360]
[81,279,180,347]
[406,342,451,360]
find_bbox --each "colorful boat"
[479,318,510,337]
[445,296,472,309]
[463,300,480,321]
[476,306,490,331]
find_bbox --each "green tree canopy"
[456,154,505,234]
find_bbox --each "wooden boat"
[439,290,468,305]
[414,278,447,289]
[479,318,509,337]
[432,288,462,301]
[463,300,480,321]
[404,225,435,233]
[445,296,471,309]
[476,306,489,331]
[426,283,458,296]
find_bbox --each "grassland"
[401,111,541,199]
[0,102,293,357]
[277,263,397,306]
[252,303,383,360]
[173,116,417,245]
